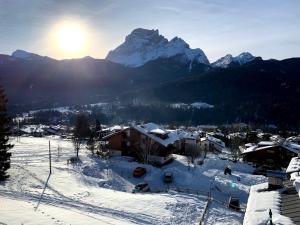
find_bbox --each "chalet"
[240,140,300,168]
[102,123,180,165]
[174,130,200,154]
[97,128,110,139]
[278,156,300,224]
[244,154,300,225]
[20,125,45,137]
[243,182,294,225]
[45,125,65,136]
[199,135,226,153]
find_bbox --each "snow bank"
[243,183,294,225]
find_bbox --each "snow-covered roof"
[286,136,300,142]
[294,180,300,199]
[176,130,200,140]
[206,135,225,148]
[101,127,130,140]
[132,123,179,147]
[258,141,276,146]
[20,125,47,133]
[242,142,299,155]
[282,142,300,154]
[245,143,256,148]
[243,183,294,225]
[257,132,271,138]
[270,135,281,142]
[227,132,246,139]
[109,125,129,132]
[286,157,300,174]
[149,128,167,135]
[241,145,257,154]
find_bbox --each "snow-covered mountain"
[106,28,209,67]
[212,52,256,68]
[11,50,46,61]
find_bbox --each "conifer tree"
[0,86,13,181]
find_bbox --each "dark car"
[163,172,173,183]
[132,182,150,193]
[133,167,147,177]
[228,196,240,211]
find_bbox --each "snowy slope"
[106,28,209,67]
[12,50,46,61]
[212,52,256,68]
[0,137,267,225]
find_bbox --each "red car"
[133,167,146,177]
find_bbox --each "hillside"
[121,58,300,128]
[0,54,209,110]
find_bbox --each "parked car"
[228,196,240,211]
[133,167,146,177]
[163,172,173,183]
[132,182,150,193]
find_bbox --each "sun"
[55,22,87,54]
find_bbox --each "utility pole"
[269,209,273,225]
[17,118,20,142]
[49,140,52,174]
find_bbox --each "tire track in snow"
[0,164,158,225]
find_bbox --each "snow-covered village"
[1,1,300,225]
[0,107,300,225]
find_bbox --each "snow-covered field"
[0,137,266,225]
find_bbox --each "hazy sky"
[0,0,299,62]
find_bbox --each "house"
[279,156,300,224]
[244,154,300,225]
[243,182,294,225]
[199,135,226,153]
[97,128,111,139]
[175,130,200,154]
[20,125,45,137]
[102,123,180,165]
[240,140,300,168]
[45,125,63,136]
[109,125,128,133]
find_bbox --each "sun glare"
[57,26,85,52]
[54,21,88,56]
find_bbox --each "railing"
[198,195,211,225]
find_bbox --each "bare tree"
[185,142,202,167]
[72,137,82,158]
[229,136,243,162]
[132,135,154,164]
[72,113,91,159]
[141,136,153,163]
[86,134,96,155]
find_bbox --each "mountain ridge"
[106,28,209,67]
